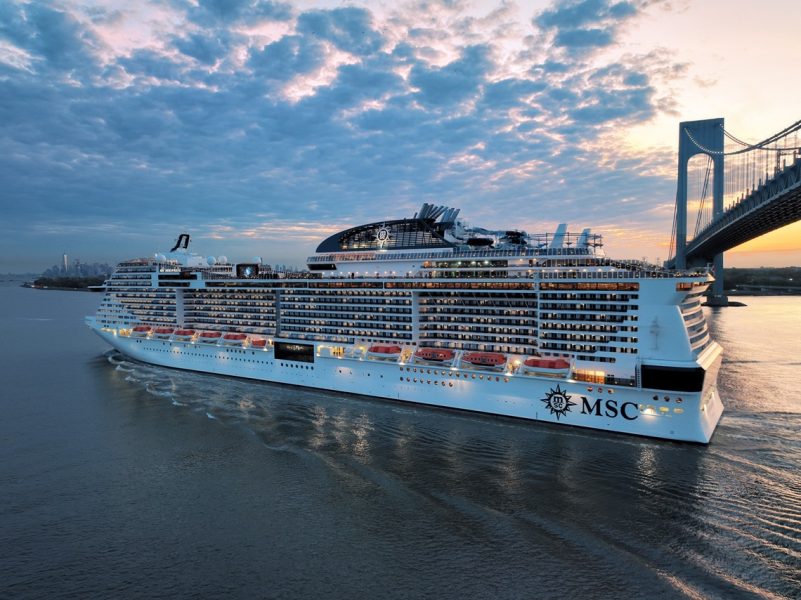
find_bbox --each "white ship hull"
[89,321,723,443]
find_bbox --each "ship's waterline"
[87,203,724,442]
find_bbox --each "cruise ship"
[86,204,724,443]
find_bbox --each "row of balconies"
[418,316,534,326]
[539,303,636,312]
[184,307,275,316]
[281,311,413,322]
[280,325,412,338]
[539,293,638,302]
[419,333,537,348]
[280,306,412,315]
[539,313,634,323]
[418,324,536,337]
[280,318,412,330]
[540,332,638,344]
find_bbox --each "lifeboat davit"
[250,338,268,349]
[367,345,402,360]
[414,347,455,363]
[462,352,507,368]
[154,327,174,339]
[172,329,196,341]
[198,331,222,344]
[132,325,152,337]
[222,333,247,346]
[520,357,570,376]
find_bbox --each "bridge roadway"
[668,155,801,268]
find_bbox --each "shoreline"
[21,283,101,292]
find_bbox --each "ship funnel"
[577,228,591,247]
[549,224,567,248]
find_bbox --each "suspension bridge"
[665,117,801,305]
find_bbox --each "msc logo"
[581,397,639,421]
[540,385,576,420]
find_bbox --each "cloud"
[0,0,696,270]
[536,0,637,29]
[248,34,325,80]
[554,28,613,47]
[173,32,230,65]
[0,3,100,74]
[184,0,292,26]
[535,0,642,53]
[409,44,493,107]
[296,7,384,56]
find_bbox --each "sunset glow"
[0,0,798,271]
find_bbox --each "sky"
[1,0,800,273]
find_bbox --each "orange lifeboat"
[520,356,570,377]
[198,331,222,344]
[369,345,402,354]
[222,333,247,346]
[132,325,152,337]
[173,329,196,341]
[250,339,268,349]
[154,327,174,339]
[368,344,403,361]
[414,347,455,363]
[523,357,570,370]
[463,352,507,368]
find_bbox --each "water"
[1,283,799,599]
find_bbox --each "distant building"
[42,256,114,279]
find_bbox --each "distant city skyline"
[1,0,799,273]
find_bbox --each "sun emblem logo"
[375,226,391,247]
[541,385,575,420]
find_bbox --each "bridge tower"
[674,118,728,305]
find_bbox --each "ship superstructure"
[87,204,724,443]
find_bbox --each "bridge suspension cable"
[693,156,712,238]
[683,118,801,156]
